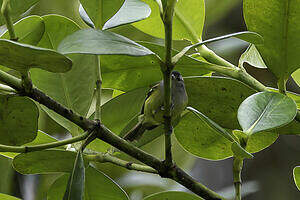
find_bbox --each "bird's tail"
[123,122,147,142]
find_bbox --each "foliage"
[0,0,299,200]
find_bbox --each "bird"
[123,71,188,142]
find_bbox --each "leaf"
[48,166,129,200]
[0,193,21,200]
[0,95,38,145]
[79,0,124,29]
[0,39,72,72]
[79,4,94,28]
[13,150,87,174]
[58,29,154,56]
[30,15,97,134]
[187,107,253,159]
[103,0,151,30]
[244,0,300,79]
[0,0,40,26]
[239,44,267,69]
[1,15,45,45]
[143,191,203,200]
[134,0,205,41]
[63,151,85,200]
[238,91,297,135]
[293,166,300,191]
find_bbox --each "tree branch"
[233,158,243,200]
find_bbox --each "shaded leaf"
[0,95,38,145]
[244,0,300,79]
[13,150,87,174]
[63,151,85,200]
[143,191,203,200]
[238,92,297,135]
[103,0,151,30]
[58,29,154,56]
[293,166,300,191]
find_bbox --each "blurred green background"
[0,0,299,199]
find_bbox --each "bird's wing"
[140,83,160,114]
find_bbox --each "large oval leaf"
[48,166,129,200]
[134,0,205,41]
[294,166,300,191]
[238,92,297,135]
[0,39,72,72]
[12,150,86,174]
[143,191,203,200]
[0,0,40,26]
[31,15,97,134]
[58,29,154,56]
[244,0,300,79]
[103,0,151,30]
[0,95,38,145]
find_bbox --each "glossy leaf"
[244,0,300,79]
[0,193,20,200]
[63,151,85,200]
[134,0,205,41]
[48,166,129,200]
[79,4,94,28]
[0,39,72,72]
[0,0,40,26]
[293,166,300,191]
[238,92,297,135]
[0,95,38,145]
[103,0,151,30]
[12,150,87,174]
[1,15,45,45]
[58,29,154,56]
[31,15,97,134]
[239,44,267,68]
[79,0,123,29]
[143,191,203,200]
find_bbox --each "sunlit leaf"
[293,166,300,191]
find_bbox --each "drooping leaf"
[293,166,300,191]
[0,95,38,146]
[239,44,267,69]
[63,151,85,200]
[58,29,154,56]
[13,150,87,174]
[0,39,72,72]
[238,91,297,135]
[79,4,95,28]
[244,0,300,79]
[134,0,205,41]
[48,166,129,200]
[103,0,151,30]
[79,0,124,29]
[31,15,97,134]
[0,0,40,26]
[0,193,21,200]
[143,191,203,200]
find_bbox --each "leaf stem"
[277,78,287,95]
[94,56,102,122]
[86,153,158,174]
[1,0,17,41]
[233,158,244,200]
[0,83,15,93]
[0,132,90,153]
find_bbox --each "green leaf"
[0,95,38,145]
[187,107,253,159]
[293,166,300,191]
[12,150,87,174]
[0,193,21,200]
[238,91,297,135]
[134,0,205,41]
[63,151,85,200]
[1,15,45,45]
[0,0,40,26]
[58,29,154,56]
[239,44,267,68]
[31,15,97,134]
[48,166,129,200]
[79,0,124,29]
[244,0,300,79]
[103,0,151,30]
[0,39,72,72]
[143,191,203,200]
[244,131,278,153]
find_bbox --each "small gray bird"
[123,71,188,141]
